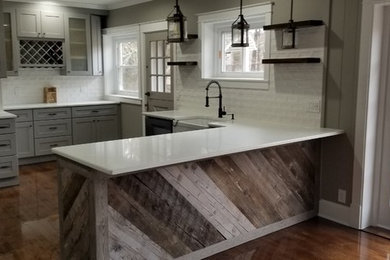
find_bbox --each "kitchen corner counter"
[52,116,343,176]
[54,113,343,259]
[0,110,18,119]
[3,100,120,110]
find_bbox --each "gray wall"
[107,0,361,206]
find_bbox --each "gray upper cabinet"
[16,9,64,39]
[64,13,92,76]
[91,15,103,76]
[0,5,6,78]
[3,8,18,76]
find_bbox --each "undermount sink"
[173,117,228,133]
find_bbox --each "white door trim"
[352,0,390,229]
[139,20,167,135]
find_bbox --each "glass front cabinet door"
[3,8,18,76]
[64,14,92,75]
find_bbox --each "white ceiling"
[6,0,153,10]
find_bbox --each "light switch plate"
[338,189,346,204]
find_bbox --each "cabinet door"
[41,11,64,39]
[17,9,41,38]
[3,9,18,76]
[95,116,119,142]
[64,14,92,76]
[15,122,34,158]
[72,117,96,144]
[91,15,103,76]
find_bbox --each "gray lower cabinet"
[7,103,120,160]
[9,110,34,159]
[0,118,18,188]
[73,115,118,144]
[15,122,34,158]
[35,136,72,156]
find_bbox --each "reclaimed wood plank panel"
[199,141,319,228]
[109,206,173,260]
[108,170,225,258]
[159,164,256,239]
[60,171,90,260]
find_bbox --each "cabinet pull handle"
[50,144,58,147]
[49,127,58,130]
[48,113,57,116]
[92,110,99,113]
[0,144,9,147]
[0,166,10,169]
[0,126,9,129]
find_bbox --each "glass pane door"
[4,12,15,72]
[68,17,88,72]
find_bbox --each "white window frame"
[199,3,272,89]
[214,20,266,79]
[114,36,139,97]
[103,25,141,101]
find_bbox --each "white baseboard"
[319,199,351,226]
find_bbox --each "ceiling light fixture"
[231,0,250,47]
[167,0,187,43]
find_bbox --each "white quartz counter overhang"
[52,115,344,176]
[3,100,120,110]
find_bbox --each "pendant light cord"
[290,0,293,22]
[240,0,243,15]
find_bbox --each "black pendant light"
[282,0,296,49]
[167,0,188,43]
[231,0,250,47]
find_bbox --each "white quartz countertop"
[4,100,120,110]
[0,111,18,119]
[53,111,344,176]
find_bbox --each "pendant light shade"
[231,0,250,47]
[167,0,187,43]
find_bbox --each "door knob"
[145,92,151,97]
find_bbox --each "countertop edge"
[52,129,343,176]
[4,100,121,110]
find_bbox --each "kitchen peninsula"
[53,116,343,259]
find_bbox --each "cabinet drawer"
[35,136,72,156]
[0,119,15,134]
[33,107,71,121]
[72,105,118,118]
[34,119,72,138]
[0,156,18,180]
[0,134,16,157]
[7,110,33,122]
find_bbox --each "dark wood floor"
[0,162,389,260]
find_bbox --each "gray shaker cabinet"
[72,105,119,145]
[15,122,34,158]
[73,115,119,144]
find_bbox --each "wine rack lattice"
[19,40,64,67]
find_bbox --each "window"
[103,26,141,100]
[216,20,266,79]
[200,4,271,87]
[115,37,139,96]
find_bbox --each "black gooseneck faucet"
[205,80,226,118]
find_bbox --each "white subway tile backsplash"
[0,68,104,105]
[174,26,326,128]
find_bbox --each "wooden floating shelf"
[262,58,321,64]
[167,61,198,66]
[263,20,324,31]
